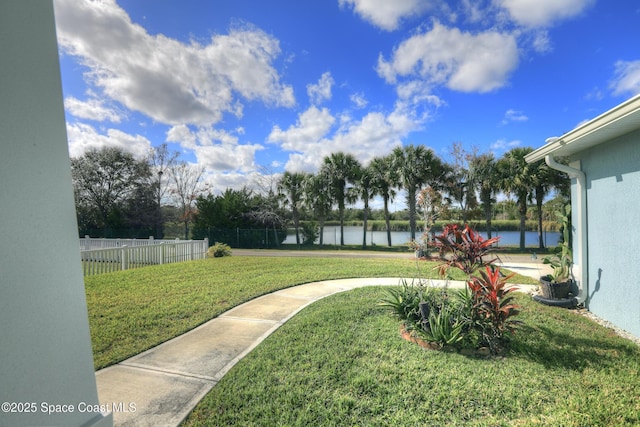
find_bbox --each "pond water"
[284,225,560,248]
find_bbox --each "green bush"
[300,222,319,245]
[380,225,522,354]
[206,242,232,258]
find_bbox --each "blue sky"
[53,0,640,199]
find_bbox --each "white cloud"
[350,92,368,109]
[166,125,262,172]
[202,171,257,194]
[494,0,595,28]
[529,29,552,53]
[490,138,521,153]
[395,80,444,107]
[307,72,334,105]
[268,103,421,172]
[66,122,152,158]
[501,109,528,125]
[377,21,519,93]
[459,0,487,24]
[53,0,294,127]
[193,144,263,173]
[610,60,640,97]
[338,0,433,31]
[64,96,124,123]
[584,87,604,101]
[267,106,336,152]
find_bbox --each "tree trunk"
[485,203,493,239]
[536,187,544,250]
[408,186,417,241]
[318,217,325,246]
[293,210,300,247]
[272,225,279,248]
[518,196,527,250]
[362,200,369,249]
[339,206,345,246]
[384,196,392,247]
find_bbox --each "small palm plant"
[543,204,573,283]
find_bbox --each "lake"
[284,225,560,248]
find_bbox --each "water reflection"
[284,226,560,247]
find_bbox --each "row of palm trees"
[277,144,568,250]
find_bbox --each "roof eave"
[526,93,640,164]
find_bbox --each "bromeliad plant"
[381,224,522,355]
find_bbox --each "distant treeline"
[315,219,563,233]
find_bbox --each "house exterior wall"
[0,2,111,426]
[576,128,640,338]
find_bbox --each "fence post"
[204,237,209,259]
[160,242,165,265]
[121,245,128,271]
[84,235,90,251]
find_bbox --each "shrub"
[382,224,522,355]
[207,242,232,258]
[467,266,522,352]
[432,223,500,276]
[300,221,319,245]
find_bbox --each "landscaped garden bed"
[182,287,640,426]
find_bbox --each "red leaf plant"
[432,224,500,277]
[467,265,522,349]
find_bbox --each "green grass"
[182,287,640,426]
[88,256,536,369]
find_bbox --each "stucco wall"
[577,128,640,338]
[0,2,111,426]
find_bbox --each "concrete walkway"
[95,257,549,426]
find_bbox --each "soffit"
[526,94,640,163]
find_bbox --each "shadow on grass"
[510,321,639,371]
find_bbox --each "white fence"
[80,236,209,276]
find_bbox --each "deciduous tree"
[71,146,153,236]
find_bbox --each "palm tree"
[303,170,333,246]
[277,171,307,246]
[320,152,361,246]
[354,164,374,248]
[496,147,535,250]
[441,164,476,223]
[443,142,476,223]
[530,159,569,249]
[369,155,398,246]
[392,144,446,241]
[468,152,498,238]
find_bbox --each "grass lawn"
[88,255,531,369]
[86,255,640,425]
[182,287,640,426]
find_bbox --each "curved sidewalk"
[95,260,547,426]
